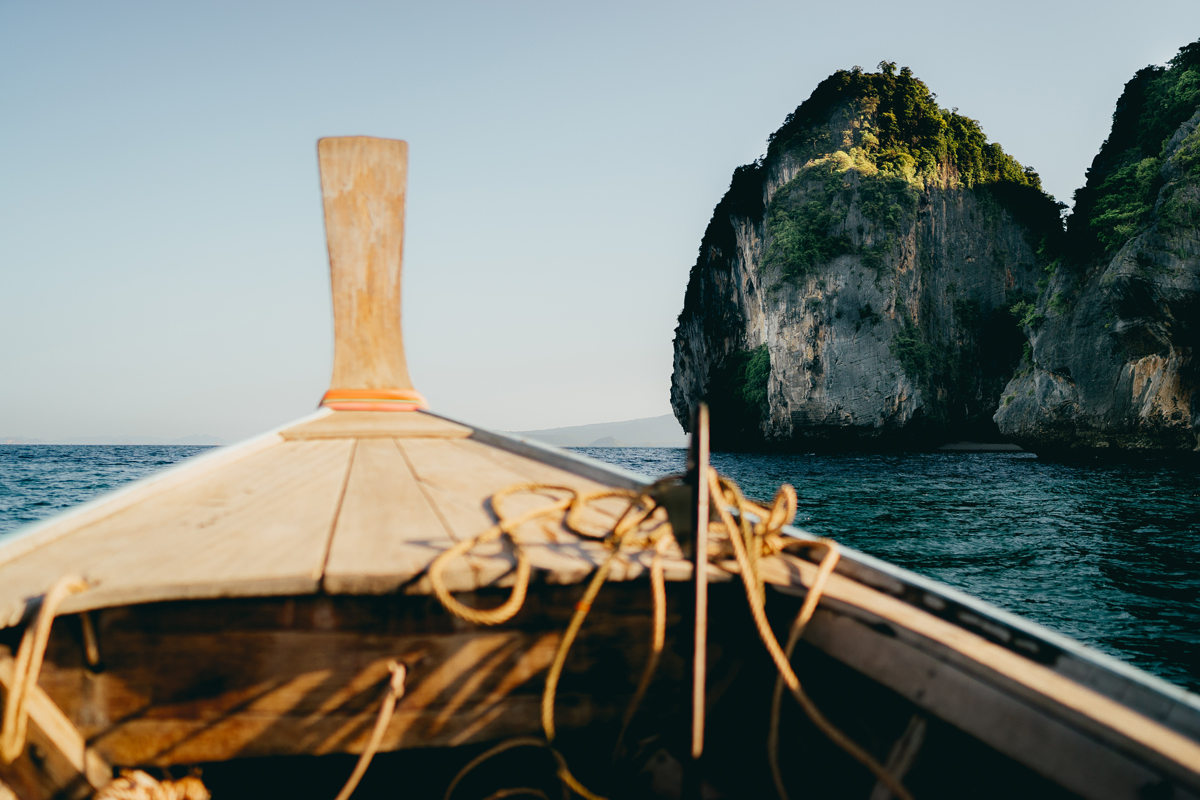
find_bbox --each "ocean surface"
[577,447,1200,694]
[1,444,1197,693]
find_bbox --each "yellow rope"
[706,469,913,800]
[768,542,840,800]
[444,737,547,800]
[426,484,663,627]
[428,471,912,800]
[94,770,210,800]
[427,484,574,626]
[333,661,407,800]
[0,575,89,764]
[540,488,662,742]
[613,546,666,762]
[442,737,597,800]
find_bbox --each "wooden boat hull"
[3,137,1197,800]
[5,532,1198,800]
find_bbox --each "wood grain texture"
[760,554,1200,793]
[74,631,562,764]
[446,438,693,583]
[19,573,1200,797]
[325,434,694,596]
[32,593,664,768]
[804,610,1187,800]
[319,136,412,393]
[0,408,679,624]
[0,425,301,628]
[0,652,110,800]
[396,438,633,590]
[282,411,471,441]
[0,440,354,620]
[323,439,457,594]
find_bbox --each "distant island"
[507,414,686,448]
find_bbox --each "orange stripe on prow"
[321,388,428,412]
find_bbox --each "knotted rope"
[93,770,210,800]
[0,575,89,764]
[429,470,913,800]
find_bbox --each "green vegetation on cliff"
[1069,38,1200,259]
[679,61,1065,318]
[760,62,1062,280]
[763,149,918,279]
[767,62,1041,189]
[703,344,771,448]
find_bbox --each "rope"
[0,575,89,764]
[706,469,913,800]
[538,494,664,800]
[613,546,667,763]
[443,736,591,800]
[428,484,586,626]
[428,471,911,800]
[333,661,407,800]
[433,485,667,800]
[768,541,840,800]
[94,770,210,800]
[444,737,546,800]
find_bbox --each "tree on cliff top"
[680,63,1063,321]
[765,63,1046,193]
[1068,37,1200,261]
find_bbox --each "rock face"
[671,65,1062,449]
[995,43,1200,455]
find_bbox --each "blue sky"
[3,1,1198,441]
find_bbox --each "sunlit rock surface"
[671,67,1059,450]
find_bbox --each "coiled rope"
[93,770,210,800]
[429,470,913,800]
[2,472,911,800]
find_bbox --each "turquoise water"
[0,445,211,531]
[574,447,1200,693]
[1,444,1197,692]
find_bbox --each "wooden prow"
[318,136,426,411]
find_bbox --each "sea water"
[1,444,1197,692]
[0,445,211,530]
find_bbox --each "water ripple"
[573,447,1200,692]
[1,444,1196,692]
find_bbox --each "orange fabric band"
[321,388,428,412]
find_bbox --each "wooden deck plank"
[450,438,690,582]
[323,439,460,594]
[0,441,354,619]
[0,420,302,625]
[397,439,619,589]
[282,411,471,441]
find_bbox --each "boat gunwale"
[0,408,335,574]
[446,417,1200,734]
[2,409,1197,740]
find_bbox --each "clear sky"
[3,1,1198,442]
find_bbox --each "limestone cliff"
[671,64,1062,449]
[995,41,1200,455]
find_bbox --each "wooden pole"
[689,403,710,761]
[317,136,426,411]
